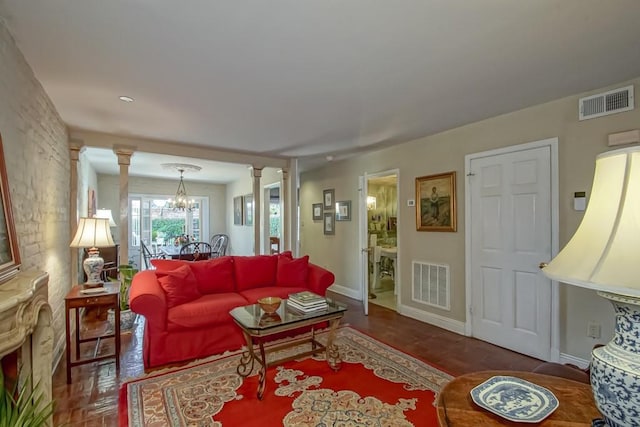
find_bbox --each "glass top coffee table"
[230,297,347,399]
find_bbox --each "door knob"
[539,262,548,269]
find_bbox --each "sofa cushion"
[187,256,235,294]
[167,293,249,330]
[156,264,201,308]
[240,286,310,304]
[277,255,309,287]
[233,255,278,291]
[151,258,188,271]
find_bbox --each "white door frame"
[464,137,560,362]
[359,168,400,315]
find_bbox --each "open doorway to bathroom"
[366,173,398,311]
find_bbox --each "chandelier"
[162,163,202,212]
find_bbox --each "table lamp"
[543,146,640,427]
[94,208,116,227]
[70,217,115,287]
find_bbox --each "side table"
[65,282,120,384]
[435,370,601,426]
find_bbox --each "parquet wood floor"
[51,291,542,426]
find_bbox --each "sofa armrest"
[129,270,167,331]
[307,263,335,296]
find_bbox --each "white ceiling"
[2,1,640,179]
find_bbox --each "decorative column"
[251,166,263,255]
[69,141,84,286]
[280,167,289,252]
[115,148,134,265]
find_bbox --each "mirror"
[0,132,21,284]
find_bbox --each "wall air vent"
[412,260,450,310]
[579,85,634,121]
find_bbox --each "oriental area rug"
[119,327,453,426]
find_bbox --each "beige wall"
[0,21,70,365]
[301,76,640,360]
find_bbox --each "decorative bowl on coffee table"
[257,296,281,314]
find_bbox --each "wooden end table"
[435,370,602,426]
[230,298,347,400]
[64,282,120,383]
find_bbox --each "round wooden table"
[435,370,602,426]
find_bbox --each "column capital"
[114,147,135,166]
[251,166,263,178]
[69,139,85,161]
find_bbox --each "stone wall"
[0,20,70,365]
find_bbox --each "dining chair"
[141,240,165,270]
[210,234,229,258]
[269,236,280,254]
[179,241,213,261]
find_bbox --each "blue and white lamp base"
[590,291,640,427]
[83,249,104,286]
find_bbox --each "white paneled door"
[468,142,554,360]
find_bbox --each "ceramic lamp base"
[83,250,104,287]
[590,291,640,427]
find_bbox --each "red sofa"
[129,252,335,369]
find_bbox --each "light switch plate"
[407,199,415,207]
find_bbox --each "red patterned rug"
[119,327,453,426]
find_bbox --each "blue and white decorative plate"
[470,376,559,423]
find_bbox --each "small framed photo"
[323,189,335,210]
[323,212,335,235]
[243,194,254,226]
[233,196,243,225]
[335,200,351,221]
[415,171,456,232]
[312,203,323,220]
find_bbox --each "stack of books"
[287,291,328,313]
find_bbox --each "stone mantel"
[0,270,53,424]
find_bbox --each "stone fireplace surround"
[0,270,53,424]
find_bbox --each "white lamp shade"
[70,217,115,248]
[95,208,116,227]
[543,146,640,297]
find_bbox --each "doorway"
[465,138,559,361]
[129,195,209,270]
[360,171,399,314]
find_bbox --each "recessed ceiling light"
[119,96,134,103]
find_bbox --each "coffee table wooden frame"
[231,304,345,400]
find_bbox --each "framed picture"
[243,194,254,226]
[323,212,335,235]
[335,200,351,221]
[0,133,21,284]
[312,203,323,220]
[233,196,243,225]
[415,171,457,232]
[323,188,335,210]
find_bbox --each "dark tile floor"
[52,291,542,426]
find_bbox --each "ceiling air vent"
[579,85,634,121]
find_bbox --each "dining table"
[160,245,212,260]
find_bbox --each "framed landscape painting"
[415,171,456,232]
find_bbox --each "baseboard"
[559,352,590,369]
[399,304,466,335]
[327,284,361,300]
